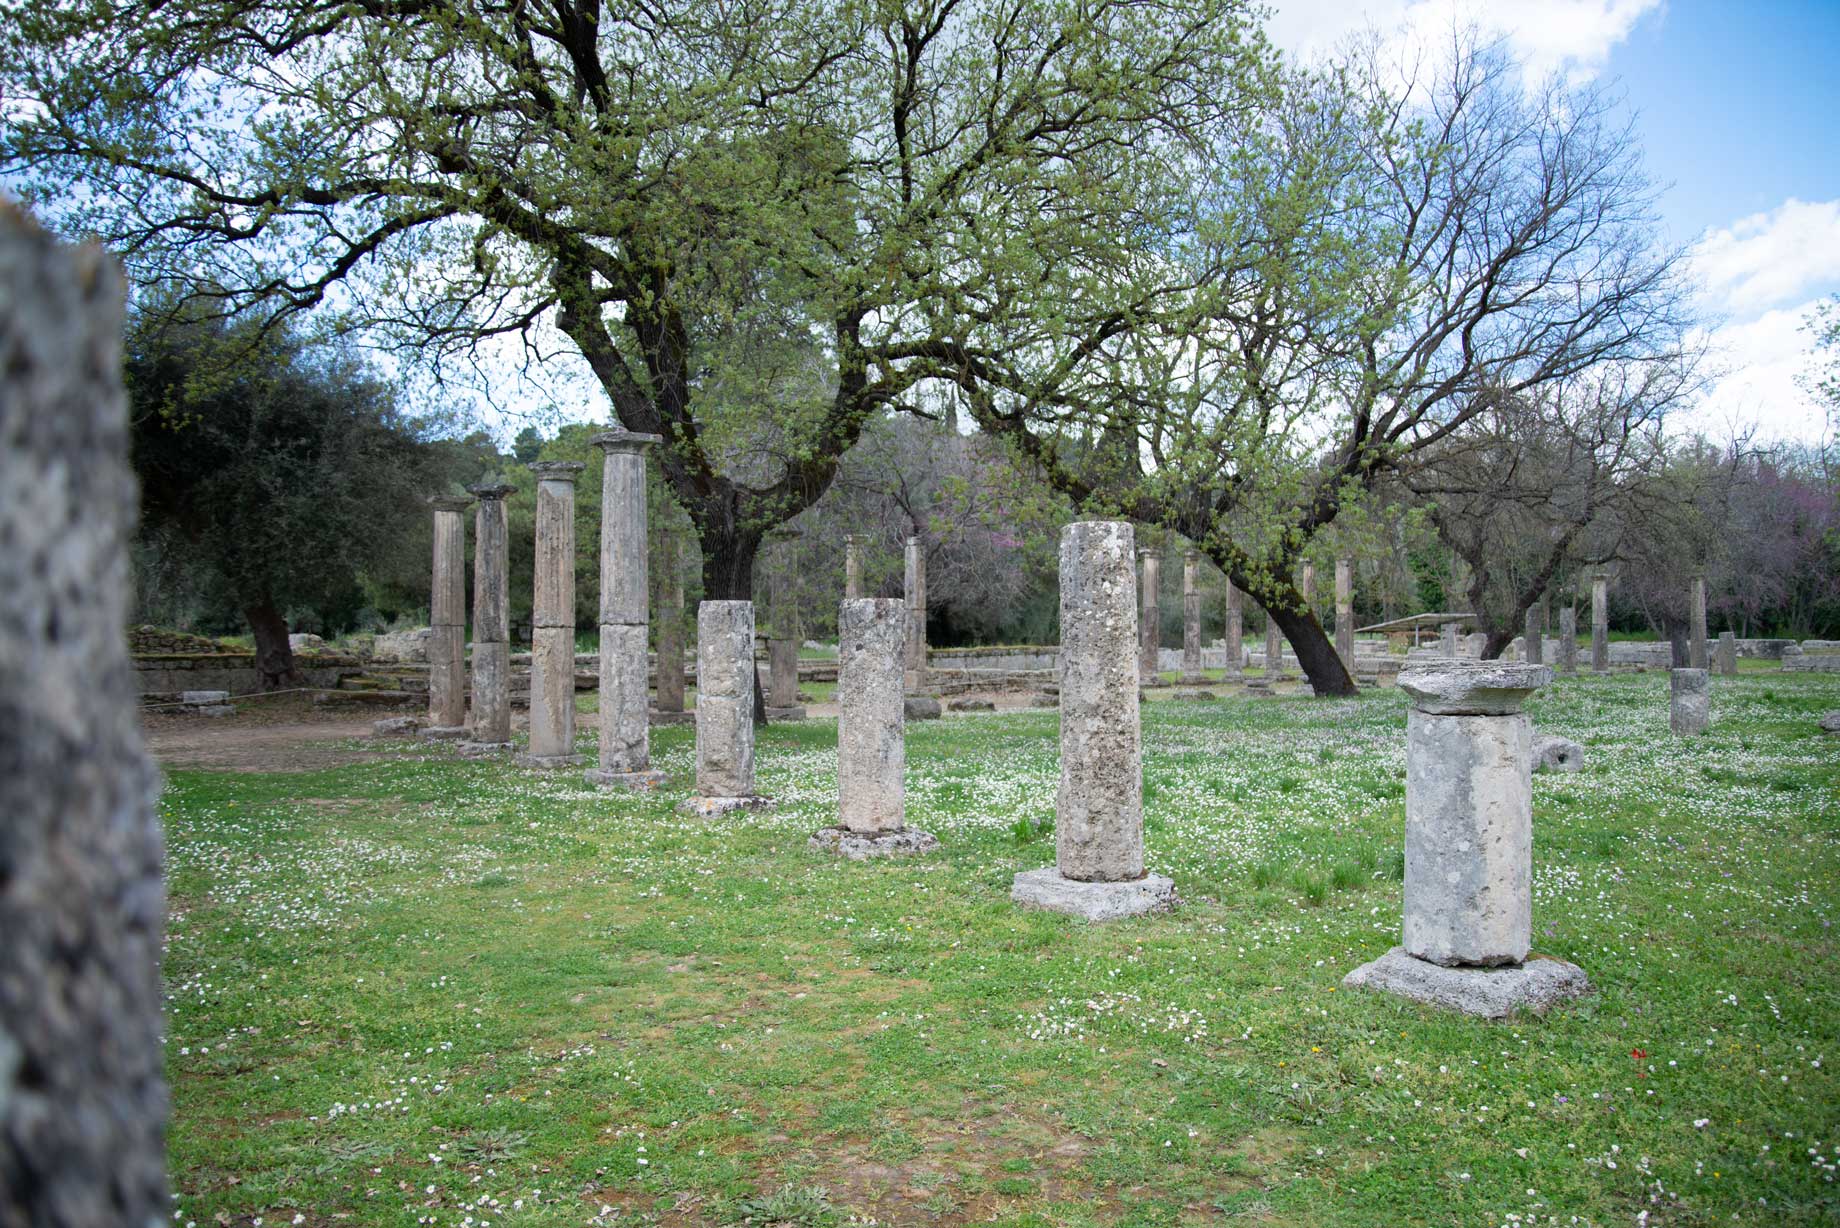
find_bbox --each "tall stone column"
[1689,572,1709,670]
[1334,557,1354,669]
[1138,548,1161,682]
[1716,631,1738,677]
[1590,572,1610,673]
[681,601,773,814]
[1013,522,1176,920]
[585,430,666,789]
[1557,607,1578,674]
[1343,661,1587,1017]
[904,534,927,692]
[652,526,689,722]
[844,534,864,599]
[1523,602,1544,666]
[1671,668,1710,735]
[426,494,474,738]
[1179,549,1206,684]
[519,461,585,768]
[1224,582,1244,680]
[463,483,516,749]
[765,528,806,720]
[811,598,939,858]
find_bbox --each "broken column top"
[1397,660,1551,716]
[427,494,475,512]
[527,460,586,480]
[588,428,663,453]
[465,482,518,501]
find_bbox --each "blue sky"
[1267,0,1840,444]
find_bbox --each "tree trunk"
[1481,629,1515,659]
[243,597,305,690]
[1267,600,1357,696]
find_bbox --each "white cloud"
[1691,198,1840,318]
[1682,303,1830,445]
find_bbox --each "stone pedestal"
[519,461,585,768]
[653,527,687,718]
[765,528,806,721]
[811,598,936,858]
[1670,667,1710,735]
[1715,631,1737,677]
[844,534,863,600]
[1523,603,1544,666]
[1138,548,1161,683]
[1557,607,1577,674]
[1689,573,1708,670]
[1335,557,1354,669]
[1012,522,1176,921]
[904,534,927,693]
[1179,549,1206,684]
[426,495,473,737]
[1224,583,1244,680]
[584,430,667,790]
[1344,660,1586,1017]
[462,483,516,750]
[1590,572,1609,674]
[681,601,772,813]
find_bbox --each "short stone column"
[1343,661,1588,1017]
[765,528,806,720]
[904,534,927,692]
[520,461,585,768]
[844,534,864,599]
[1689,573,1709,670]
[1439,622,1459,657]
[1591,572,1610,673]
[1558,607,1578,674]
[463,483,516,749]
[1716,631,1737,677]
[1138,548,1161,682]
[1335,558,1354,669]
[810,598,939,858]
[425,494,474,738]
[1012,522,1177,920]
[1671,667,1710,735]
[652,527,690,723]
[1179,549,1206,684]
[585,429,667,789]
[681,601,772,814]
[1523,603,1544,665]
[1224,582,1244,680]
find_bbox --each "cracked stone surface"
[1342,947,1590,1018]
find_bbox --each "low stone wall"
[929,646,1059,672]
[135,653,364,699]
[1783,653,1840,673]
[128,626,231,654]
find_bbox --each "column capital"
[589,428,663,454]
[1184,546,1200,563]
[427,494,475,513]
[1137,546,1160,560]
[1398,660,1550,716]
[465,482,518,502]
[528,460,585,482]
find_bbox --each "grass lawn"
[160,672,1839,1227]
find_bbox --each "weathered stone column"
[652,526,689,722]
[765,527,806,720]
[1343,661,1588,1017]
[844,533,864,600]
[1689,573,1709,670]
[904,534,927,692]
[1265,612,1288,680]
[585,429,666,789]
[1440,622,1459,657]
[519,461,585,768]
[1013,522,1176,920]
[1558,607,1578,674]
[1179,549,1206,684]
[1224,582,1244,680]
[426,494,474,738]
[681,601,772,814]
[1523,602,1544,666]
[1335,557,1354,669]
[1591,572,1610,673]
[1138,547,1162,682]
[811,598,939,858]
[1671,667,1710,735]
[1716,631,1737,677]
[463,483,516,749]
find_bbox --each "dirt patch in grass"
[142,696,394,772]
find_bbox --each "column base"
[423,725,470,741]
[766,706,808,721]
[677,794,775,817]
[1010,867,1177,921]
[515,752,586,769]
[808,826,940,859]
[649,708,695,726]
[584,766,668,791]
[456,740,515,757]
[1341,947,1589,1019]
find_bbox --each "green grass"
[159,672,1840,1226]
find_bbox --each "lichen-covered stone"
[809,826,938,860]
[524,626,581,764]
[1670,667,1710,735]
[1011,868,1177,921]
[837,599,906,835]
[694,601,757,798]
[903,696,942,720]
[1342,948,1589,1018]
[1533,734,1584,773]
[595,622,651,776]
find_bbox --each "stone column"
[1671,668,1710,735]
[1590,572,1610,673]
[1689,573,1709,670]
[1558,607,1578,674]
[463,483,516,748]
[1179,549,1205,684]
[1224,582,1244,680]
[1299,559,1316,614]
[765,528,806,720]
[681,601,772,814]
[904,534,927,692]
[1439,622,1459,657]
[519,461,585,767]
[811,598,938,858]
[844,534,864,599]
[1716,631,1737,677]
[1138,548,1161,682]
[425,494,474,738]
[1335,557,1354,669]
[652,526,689,722]
[1343,661,1588,1017]
[1264,613,1284,681]
[1013,522,1176,920]
[1523,602,1544,666]
[584,430,666,789]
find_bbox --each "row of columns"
[1137,550,1359,683]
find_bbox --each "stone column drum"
[585,430,667,789]
[463,483,516,748]
[1716,631,1737,677]
[520,461,585,767]
[810,598,939,858]
[1224,582,1244,680]
[1012,522,1177,920]
[652,527,689,722]
[680,601,772,814]
[1689,573,1709,670]
[1335,557,1354,669]
[1671,667,1710,735]
[1138,548,1161,682]
[425,494,474,738]
[765,528,806,720]
[1558,607,1578,674]
[1523,603,1544,666]
[1180,549,1206,684]
[1343,661,1588,1017]
[904,534,927,692]
[1591,572,1610,674]
[844,534,863,600]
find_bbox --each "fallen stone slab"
[1173,689,1218,702]
[808,826,940,859]
[1820,711,1840,735]
[1342,947,1590,1019]
[180,689,229,706]
[1533,735,1585,773]
[370,715,425,737]
[1010,867,1178,922]
[677,794,776,817]
[1025,691,1057,708]
[948,698,995,712]
[903,697,942,720]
